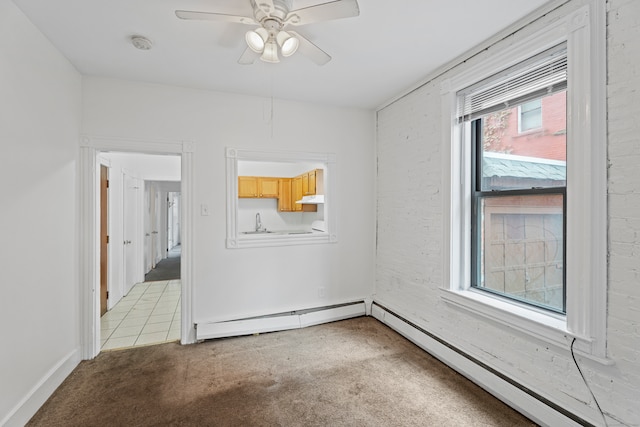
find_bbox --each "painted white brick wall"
[605,0,640,424]
[375,0,640,425]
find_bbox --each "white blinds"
[457,43,567,122]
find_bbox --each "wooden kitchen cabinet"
[278,178,293,212]
[307,170,316,195]
[301,172,309,197]
[238,176,258,198]
[259,178,279,197]
[239,170,322,212]
[301,169,323,196]
[292,176,303,212]
[238,176,279,198]
[292,173,317,212]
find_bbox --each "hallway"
[144,245,181,282]
[100,280,181,350]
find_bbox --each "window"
[463,45,568,313]
[441,1,607,360]
[226,148,338,249]
[472,112,566,313]
[518,99,542,132]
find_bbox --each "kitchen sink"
[241,230,274,234]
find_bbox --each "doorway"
[99,153,181,351]
[144,182,181,283]
[79,137,195,360]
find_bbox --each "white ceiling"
[12,0,553,109]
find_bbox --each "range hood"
[295,194,325,204]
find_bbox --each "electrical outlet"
[200,204,209,216]
[318,287,326,298]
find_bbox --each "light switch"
[200,204,209,216]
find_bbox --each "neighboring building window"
[518,99,542,132]
[462,44,567,313]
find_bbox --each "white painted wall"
[375,0,639,425]
[81,77,376,324]
[102,152,180,181]
[0,0,82,424]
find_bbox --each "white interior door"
[154,190,162,265]
[173,193,181,246]
[168,193,174,251]
[123,172,140,294]
[146,183,158,270]
[167,192,181,249]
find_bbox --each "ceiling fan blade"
[289,31,331,65]
[175,10,257,25]
[238,47,260,65]
[286,0,359,26]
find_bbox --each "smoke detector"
[131,35,153,50]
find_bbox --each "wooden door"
[100,165,108,316]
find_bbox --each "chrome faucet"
[255,212,264,231]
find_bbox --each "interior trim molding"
[370,302,597,427]
[225,147,338,249]
[1,349,80,427]
[79,135,196,360]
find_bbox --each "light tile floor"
[101,280,181,350]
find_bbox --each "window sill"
[514,128,544,137]
[440,288,614,365]
[440,287,571,349]
[227,231,335,249]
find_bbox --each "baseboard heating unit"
[196,301,366,341]
[370,302,595,427]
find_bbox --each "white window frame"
[440,1,608,362]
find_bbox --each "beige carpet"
[28,317,536,426]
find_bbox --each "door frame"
[79,135,196,359]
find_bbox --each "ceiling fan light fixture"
[261,40,280,63]
[245,27,268,53]
[276,31,299,57]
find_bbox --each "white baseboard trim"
[371,302,595,427]
[1,348,81,427]
[196,301,366,341]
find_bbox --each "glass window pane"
[477,194,564,312]
[480,91,566,191]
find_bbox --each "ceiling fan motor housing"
[253,0,292,23]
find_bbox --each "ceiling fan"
[175,0,360,65]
